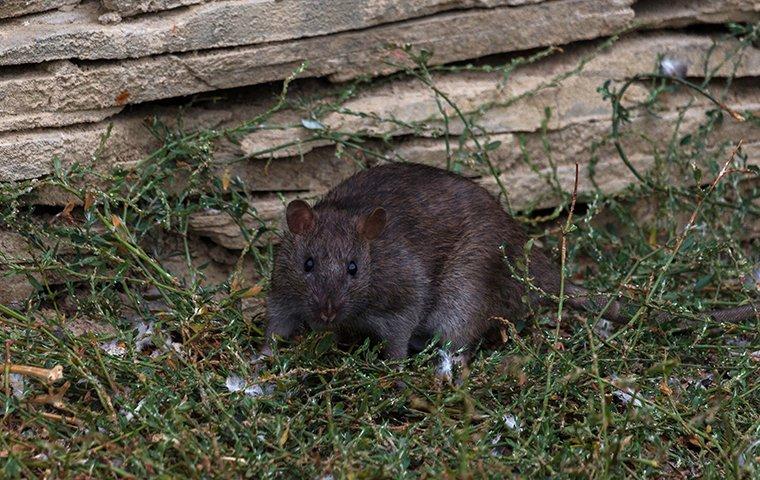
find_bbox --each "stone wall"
[1,0,758,302]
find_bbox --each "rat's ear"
[286,200,315,235]
[358,207,387,241]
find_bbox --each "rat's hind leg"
[422,248,519,356]
[424,276,501,354]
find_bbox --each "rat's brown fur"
[265,163,758,359]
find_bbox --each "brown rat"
[264,163,758,359]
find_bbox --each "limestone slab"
[0,0,634,127]
[3,74,757,186]
[240,31,760,158]
[101,0,548,17]
[101,0,204,16]
[0,107,124,133]
[635,0,760,29]
[0,0,566,66]
[0,0,78,19]
[0,100,256,181]
[393,110,760,208]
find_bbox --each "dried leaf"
[230,274,242,292]
[240,284,263,298]
[84,191,95,211]
[728,110,745,122]
[221,169,231,192]
[686,435,702,448]
[54,201,76,224]
[278,424,289,447]
[111,214,123,228]
[659,379,673,396]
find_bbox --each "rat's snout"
[319,298,338,323]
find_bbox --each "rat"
[264,162,758,360]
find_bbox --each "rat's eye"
[304,257,314,272]
[347,261,358,276]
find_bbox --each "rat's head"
[278,199,387,328]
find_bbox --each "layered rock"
[0,0,630,65]
[0,0,635,132]
[0,0,79,19]
[240,32,760,158]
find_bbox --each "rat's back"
[319,162,497,214]
[316,162,522,256]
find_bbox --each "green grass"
[1,24,759,479]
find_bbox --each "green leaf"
[692,164,703,185]
[694,273,714,291]
[645,358,680,377]
[314,333,335,357]
[484,140,502,151]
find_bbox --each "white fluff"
[9,373,25,399]
[503,414,523,432]
[659,56,688,79]
[610,375,643,407]
[226,374,272,397]
[437,349,453,380]
[225,374,246,393]
[100,339,127,357]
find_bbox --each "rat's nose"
[319,299,337,322]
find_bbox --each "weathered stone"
[187,195,294,250]
[9,24,757,134]
[393,112,760,210]
[0,0,78,19]
[100,0,548,18]
[3,72,757,189]
[531,31,760,80]
[0,273,34,306]
[220,146,363,195]
[0,0,634,128]
[0,97,272,181]
[239,129,333,161]
[0,108,123,133]
[0,230,35,263]
[635,0,760,29]
[0,0,580,66]
[0,117,159,182]
[101,0,204,16]
[0,230,45,305]
[240,31,760,158]
[97,10,123,24]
